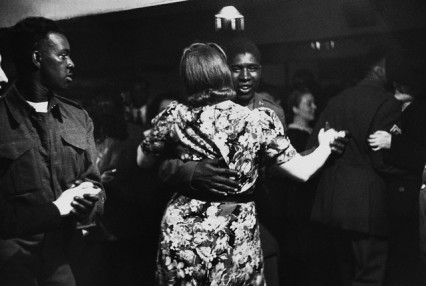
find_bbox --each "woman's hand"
[318,128,340,150]
[368,131,391,151]
[278,127,343,182]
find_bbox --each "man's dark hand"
[192,158,241,196]
[324,121,350,155]
[70,193,100,221]
[330,131,351,155]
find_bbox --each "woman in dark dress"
[285,87,317,152]
[279,88,319,285]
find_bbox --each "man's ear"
[373,65,385,78]
[292,106,299,115]
[32,51,41,68]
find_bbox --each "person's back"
[368,47,426,286]
[142,97,291,285]
[324,81,394,160]
[308,76,400,235]
[306,59,401,285]
[143,100,293,195]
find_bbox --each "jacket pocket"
[59,131,89,183]
[61,131,88,151]
[0,140,42,195]
[0,140,33,160]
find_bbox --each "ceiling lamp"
[215,6,244,31]
[310,40,336,51]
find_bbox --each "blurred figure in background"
[71,91,129,286]
[122,76,151,128]
[286,87,317,152]
[145,90,182,129]
[74,88,169,285]
[276,86,318,286]
[104,89,183,285]
[87,92,129,184]
[368,48,426,286]
[306,47,401,286]
[291,69,325,115]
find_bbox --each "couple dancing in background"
[140,42,347,285]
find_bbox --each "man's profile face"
[38,32,74,91]
[229,52,261,105]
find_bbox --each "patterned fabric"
[143,100,296,286]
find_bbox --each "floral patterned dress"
[143,100,296,286]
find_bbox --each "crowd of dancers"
[0,16,425,286]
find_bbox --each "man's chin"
[236,93,254,105]
[50,84,69,93]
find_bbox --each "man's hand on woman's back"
[191,158,241,196]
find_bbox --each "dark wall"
[1,0,425,99]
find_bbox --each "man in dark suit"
[368,48,426,285]
[306,50,401,286]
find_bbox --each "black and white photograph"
[0,0,426,285]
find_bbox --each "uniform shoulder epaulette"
[55,95,83,109]
[259,96,275,106]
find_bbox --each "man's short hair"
[386,48,426,99]
[9,17,62,74]
[361,45,388,73]
[224,37,261,64]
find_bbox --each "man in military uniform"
[0,17,104,286]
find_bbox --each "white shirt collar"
[27,101,48,113]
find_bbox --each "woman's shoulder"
[205,100,250,116]
[198,101,281,122]
[164,101,184,111]
[251,106,281,123]
[151,101,191,125]
[213,100,245,110]
[161,101,195,117]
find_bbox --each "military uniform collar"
[4,84,65,125]
[252,92,267,109]
[359,77,386,90]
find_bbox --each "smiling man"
[0,17,104,286]
[227,37,285,125]
[149,38,287,286]
[225,37,286,286]
[231,52,260,103]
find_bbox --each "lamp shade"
[215,6,244,31]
